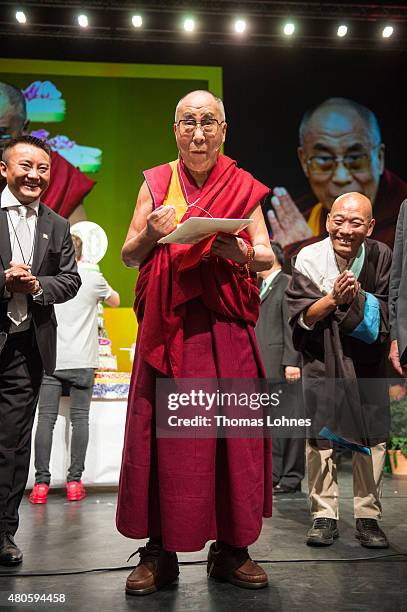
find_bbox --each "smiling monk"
[286,191,392,550]
[116,90,274,595]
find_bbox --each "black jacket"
[0,202,81,374]
[255,271,301,380]
[389,198,407,365]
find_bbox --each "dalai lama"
[117,90,274,595]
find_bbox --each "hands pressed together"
[5,263,40,295]
[331,270,359,306]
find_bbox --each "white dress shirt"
[1,185,39,255]
[1,185,40,333]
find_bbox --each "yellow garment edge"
[162,159,188,224]
[307,202,323,237]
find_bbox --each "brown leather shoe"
[207,541,268,589]
[126,541,179,595]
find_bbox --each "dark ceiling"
[0,0,406,52]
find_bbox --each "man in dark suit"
[0,135,81,565]
[255,241,305,494]
[389,199,407,377]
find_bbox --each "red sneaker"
[66,480,86,501]
[29,483,49,504]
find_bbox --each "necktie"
[7,205,32,326]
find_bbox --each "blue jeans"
[34,369,95,485]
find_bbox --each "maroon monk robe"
[43,151,95,217]
[116,155,273,552]
[0,150,95,218]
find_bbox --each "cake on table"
[97,303,118,371]
[92,302,130,400]
[92,371,131,400]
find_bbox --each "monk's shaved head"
[331,192,373,221]
[327,191,375,259]
[173,88,227,178]
[175,90,225,122]
[299,97,381,147]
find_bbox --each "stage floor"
[1,459,406,611]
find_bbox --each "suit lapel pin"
[43,233,48,239]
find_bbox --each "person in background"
[255,241,304,494]
[389,199,407,377]
[29,234,120,504]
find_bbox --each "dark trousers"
[34,368,94,485]
[0,329,43,535]
[273,437,305,490]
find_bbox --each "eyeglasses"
[306,146,380,176]
[177,118,224,136]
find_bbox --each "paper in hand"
[158,217,253,245]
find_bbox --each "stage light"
[382,26,394,38]
[234,19,246,34]
[132,15,142,28]
[15,10,27,24]
[78,14,89,28]
[283,23,295,36]
[337,25,348,38]
[183,18,195,32]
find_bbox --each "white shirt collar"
[0,185,40,215]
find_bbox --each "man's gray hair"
[299,97,382,147]
[175,90,226,122]
[0,81,27,125]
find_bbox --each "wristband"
[246,245,255,270]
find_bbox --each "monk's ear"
[297,147,309,177]
[173,123,177,136]
[0,160,7,178]
[221,122,227,145]
[326,212,331,233]
[366,218,375,237]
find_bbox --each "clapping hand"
[332,271,359,306]
[5,262,40,294]
[267,187,313,247]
